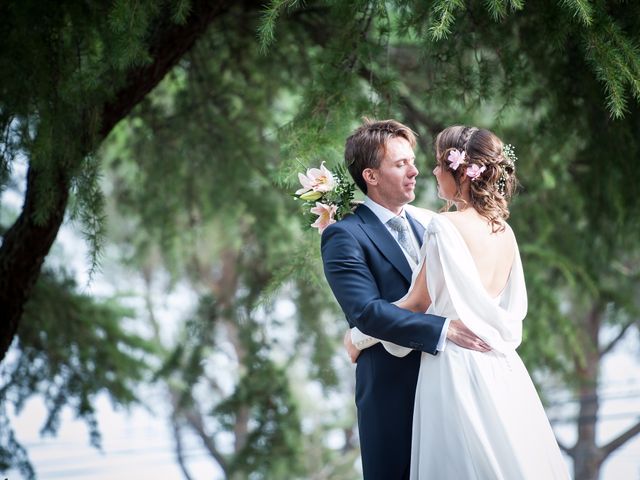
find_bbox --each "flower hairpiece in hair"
[497,144,518,195]
[466,164,486,181]
[503,144,518,165]
[447,149,466,170]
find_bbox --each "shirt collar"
[364,196,407,225]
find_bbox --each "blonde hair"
[435,126,518,232]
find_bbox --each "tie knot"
[387,216,409,233]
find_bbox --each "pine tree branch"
[99,0,249,138]
[599,320,636,357]
[183,406,230,474]
[170,415,195,480]
[555,438,574,457]
[299,9,447,141]
[0,0,265,363]
[0,165,70,362]
[397,94,446,140]
[601,419,640,460]
[357,65,445,146]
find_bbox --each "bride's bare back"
[441,210,515,298]
[399,207,515,314]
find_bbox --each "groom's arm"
[321,223,445,356]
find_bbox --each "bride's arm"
[394,261,431,313]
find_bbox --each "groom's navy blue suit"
[321,204,446,480]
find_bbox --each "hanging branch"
[599,319,637,357]
[600,419,640,461]
[0,0,262,363]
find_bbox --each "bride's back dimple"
[441,212,516,299]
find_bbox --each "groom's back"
[441,211,516,298]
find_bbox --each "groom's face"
[367,137,418,209]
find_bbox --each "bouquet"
[294,162,356,234]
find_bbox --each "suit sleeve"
[321,223,445,355]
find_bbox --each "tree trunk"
[0,166,69,362]
[0,0,254,363]
[572,305,604,480]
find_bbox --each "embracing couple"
[321,119,569,479]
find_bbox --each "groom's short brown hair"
[345,118,417,194]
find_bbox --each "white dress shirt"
[363,197,421,268]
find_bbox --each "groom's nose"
[408,162,419,178]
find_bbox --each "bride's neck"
[453,204,482,220]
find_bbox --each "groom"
[321,118,488,479]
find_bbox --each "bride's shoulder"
[405,204,437,227]
[437,212,516,241]
[503,221,517,243]
[437,211,463,226]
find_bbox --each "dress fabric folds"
[379,214,568,479]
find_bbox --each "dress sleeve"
[426,216,527,353]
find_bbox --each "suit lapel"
[356,205,413,284]
[406,211,426,248]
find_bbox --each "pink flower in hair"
[447,150,466,170]
[466,164,486,181]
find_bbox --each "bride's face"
[432,150,457,201]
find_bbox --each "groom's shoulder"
[334,203,367,227]
[321,207,364,243]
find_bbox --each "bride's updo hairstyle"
[435,125,518,232]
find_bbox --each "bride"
[350,126,569,479]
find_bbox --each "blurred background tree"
[1,1,639,479]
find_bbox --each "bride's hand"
[446,320,492,352]
[344,330,361,363]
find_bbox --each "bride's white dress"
[354,214,569,479]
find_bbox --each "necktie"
[387,216,419,265]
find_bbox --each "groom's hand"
[446,320,492,352]
[343,330,361,363]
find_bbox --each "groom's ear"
[362,167,378,186]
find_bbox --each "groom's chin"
[405,191,416,204]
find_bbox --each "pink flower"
[447,150,466,170]
[295,162,336,195]
[466,164,486,181]
[310,202,337,234]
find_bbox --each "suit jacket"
[321,204,445,353]
[321,204,446,480]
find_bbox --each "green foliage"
[97,9,347,473]
[215,352,304,478]
[561,0,593,25]
[258,0,303,51]
[155,286,312,476]
[69,154,107,282]
[0,412,33,480]
[0,268,155,477]
[428,0,466,40]
[0,0,191,261]
[2,0,640,476]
